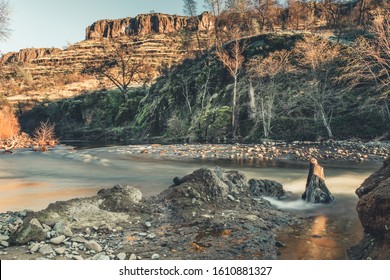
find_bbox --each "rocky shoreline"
[0,167,297,260]
[123,140,390,162]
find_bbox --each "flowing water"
[0,144,382,259]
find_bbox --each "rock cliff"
[347,157,390,259]
[85,12,214,39]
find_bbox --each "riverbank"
[0,167,296,260]
[108,140,390,162]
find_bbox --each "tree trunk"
[320,106,333,138]
[232,75,238,138]
[248,78,257,119]
[302,160,335,204]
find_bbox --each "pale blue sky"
[1,0,205,53]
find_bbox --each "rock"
[227,195,235,201]
[50,235,66,245]
[29,243,40,253]
[151,254,160,260]
[92,252,110,260]
[54,247,66,255]
[72,255,84,260]
[129,253,137,260]
[301,159,334,204]
[53,221,73,237]
[117,252,126,260]
[86,12,214,40]
[71,235,87,243]
[248,179,286,199]
[9,218,46,245]
[0,241,9,247]
[348,158,390,259]
[0,235,9,241]
[147,233,156,239]
[161,167,247,203]
[97,185,143,212]
[85,240,102,253]
[145,222,152,228]
[39,244,54,255]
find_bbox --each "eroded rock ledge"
[0,167,293,260]
[348,158,390,259]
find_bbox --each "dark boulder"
[248,179,286,199]
[302,159,334,204]
[348,158,390,259]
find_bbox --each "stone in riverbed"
[0,241,9,247]
[0,235,9,241]
[29,243,40,253]
[9,218,46,245]
[38,244,54,255]
[92,252,110,260]
[129,253,137,260]
[54,247,66,255]
[50,235,66,245]
[117,252,126,260]
[248,179,286,199]
[85,240,102,253]
[97,185,143,212]
[151,254,160,260]
[53,221,73,237]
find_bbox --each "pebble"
[145,222,152,228]
[50,235,66,245]
[147,233,156,239]
[151,254,160,260]
[85,240,102,253]
[129,253,137,260]
[38,244,54,255]
[117,252,126,260]
[0,235,9,241]
[0,241,9,247]
[227,195,235,202]
[54,247,66,255]
[72,255,84,260]
[29,243,40,253]
[92,252,110,260]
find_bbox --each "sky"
[1,0,206,54]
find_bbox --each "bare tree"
[0,0,10,41]
[248,50,292,138]
[343,11,390,122]
[294,35,341,138]
[216,35,245,138]
[88,39,150,101]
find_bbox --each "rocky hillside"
[0,13,213,94]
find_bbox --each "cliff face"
[1,48,63,64]
[0,13,211,86]
[348,158,390,259]
[85,13,213,39]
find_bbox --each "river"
[0,144,382,259]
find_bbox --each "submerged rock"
[348,158,390,259]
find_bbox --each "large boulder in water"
[302,159,334,204]
[348,158,390,259]
[160,167,247,204]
